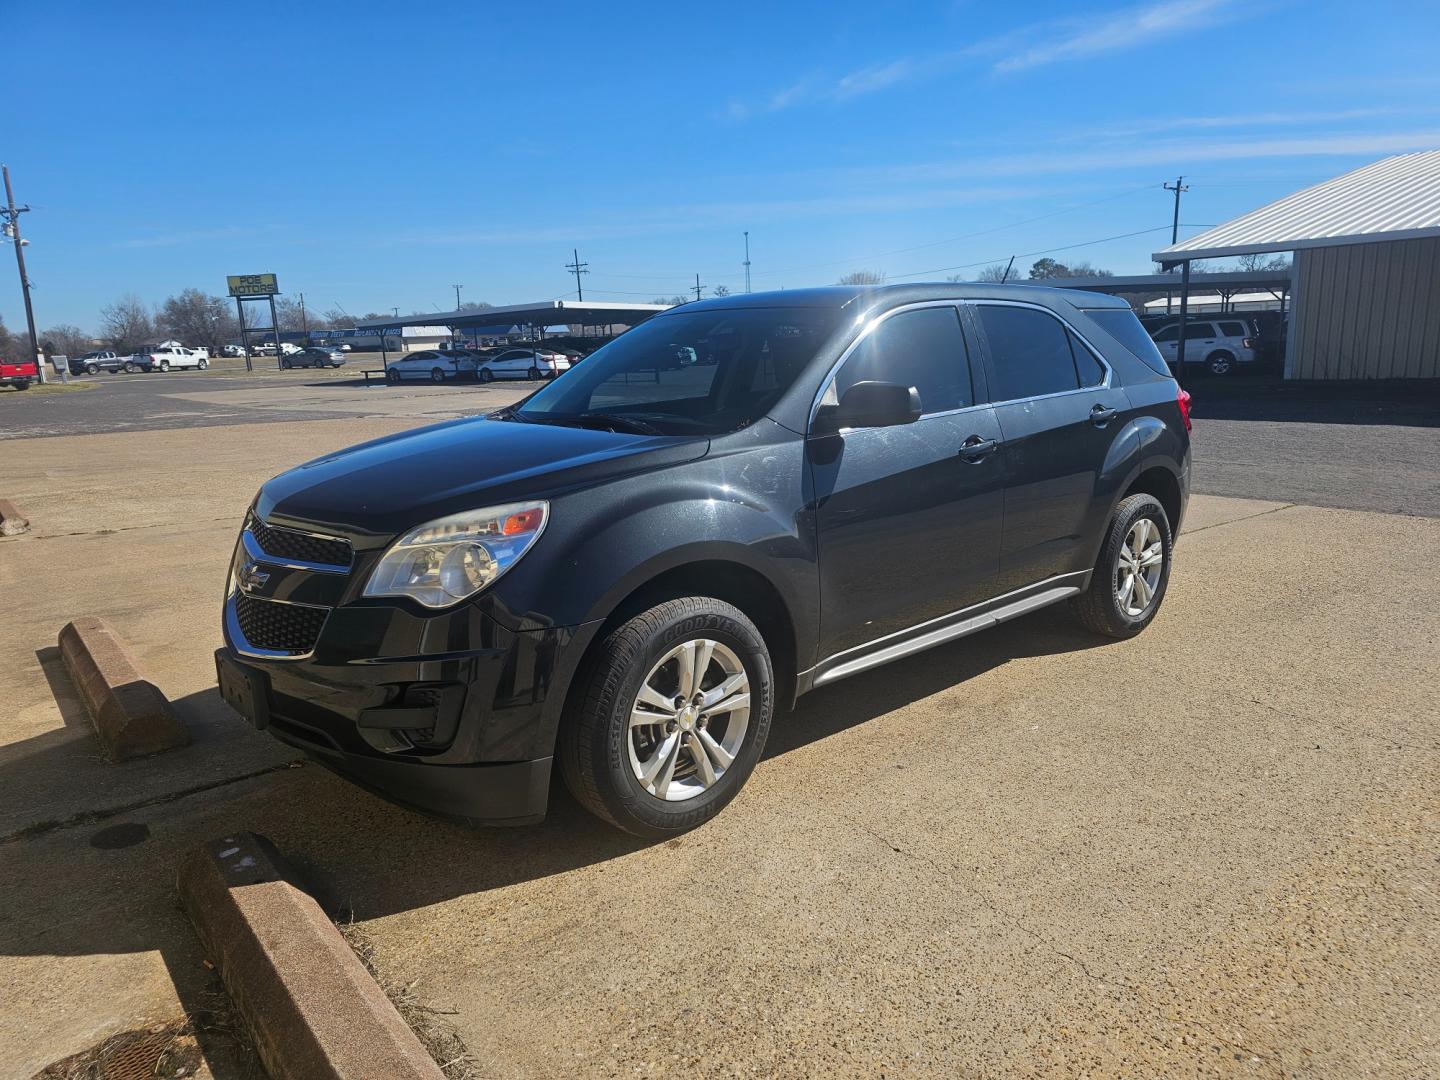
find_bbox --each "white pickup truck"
[134,344,210,371]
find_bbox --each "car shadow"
[0,604,1108,1074]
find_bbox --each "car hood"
[255,415,709,542]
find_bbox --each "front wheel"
[86,363,99,375]
[1070,493,1173,639]
[386,368,401,384]
[559,597,774,838]
[527,367,541,381]
[281,357,292,369]
[477,367,494,383]
[430,367,446,383]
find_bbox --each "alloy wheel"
[627,639,751,802]
[1115,517,1164,616]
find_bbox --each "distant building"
[1156,150,1440,380]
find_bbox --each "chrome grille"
[247,513,352,568]
[233,594,328,655]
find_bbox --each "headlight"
[362,501,548,608]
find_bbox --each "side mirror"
[814,380,922,433]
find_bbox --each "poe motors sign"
[227,273,279,297]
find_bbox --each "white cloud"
[990,0,1240,73]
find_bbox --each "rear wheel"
[197,358,208,370]
[558,597,774,838]
[124,361,138,373]
[12,379,30,390]
[1205,351,1235,376]
[477,367,494,383]
[527,366,541,381]
[1070,493,1173,639]
[159,360,170,372]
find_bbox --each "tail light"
[1177,387,1192,432]
[1242,337,1255,349]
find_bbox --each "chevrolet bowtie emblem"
[237,562,270,594]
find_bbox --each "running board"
[810,582,1084,689]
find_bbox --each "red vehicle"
[0,355,38,390]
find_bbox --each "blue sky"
[8,0,1440,330]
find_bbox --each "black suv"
[216,285,1191,837]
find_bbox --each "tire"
[281,357,292,370]
[86,363,99,375]
[558,597,775,838]
[12,379,30,390]
[1205,351,1234,376]
[159,360,170,372]
[386,368,401,385]
[527,367,541,381]
[430,368,446,383]
[197,358,208,370]
[477,367,494,383]
[124,361,138,373]
[1070,493,1174,639]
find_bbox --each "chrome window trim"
[242,524,351,575]
[806,300,976,430]
[967,299,1114,406]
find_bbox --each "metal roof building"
[1155,150,1440,380]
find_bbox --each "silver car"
[1150,318,1257,376]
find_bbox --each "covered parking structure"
[355,300,670,369]
[1038,269,1293,316]
[1154,150,1440,380]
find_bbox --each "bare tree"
[322,307,354,328]
[0,313,29,358]
[98,294,157,352]
[973,263,1013,282]
[711,285,732,297]
[41,324,95,358]
[158,289,238,353]
[836,270,886,285]
[650,296,689,306]
[1233,252,1291,273]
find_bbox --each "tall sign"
[227,273,283,372]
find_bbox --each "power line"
[887,224,1180,281]
[564,249,589,301]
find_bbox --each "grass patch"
[4,380,95,395]
[338,916,488,1079]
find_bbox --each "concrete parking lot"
[1,381,1437,1077]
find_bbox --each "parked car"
[383,349,477,383]
[69,350,125,375]
[0,355,38,389]
[1149,317,1257,376]
[474,347,572,382]
[216,284,1191,838]
[135,344,209,371]
[122,353,156,373]
[222,345,245,358]
[251,342,277,356]
[283,346,347,369]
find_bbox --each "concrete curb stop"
[178,833,445,1080]
[58,616,189,761]
[0,497,29,536]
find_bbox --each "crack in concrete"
[13,514,238,542]
[1180,502,1296,538]
[0,760,303,845]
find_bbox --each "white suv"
[1150,318,1256,376]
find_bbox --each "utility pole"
[452,283,463,309]
[743,231,752,293]
[1163,175,1188,314]
[298,291,309,335]
[2,165,43,383]
[564,249,588,301]
[693,273,704,302]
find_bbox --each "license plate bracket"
[215,649,271,730]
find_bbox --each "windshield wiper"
[530,412,666,435]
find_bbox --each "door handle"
[959,435,998,462]
[1090,404,1117,427]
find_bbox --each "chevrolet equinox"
[216,285,1191,837]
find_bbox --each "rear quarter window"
[1086,309,1172,377]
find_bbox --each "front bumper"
[218,514,600,825]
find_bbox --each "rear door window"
[1068,330,1107,387]
[974,304,1080,401]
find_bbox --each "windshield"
[515,306,842,435]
